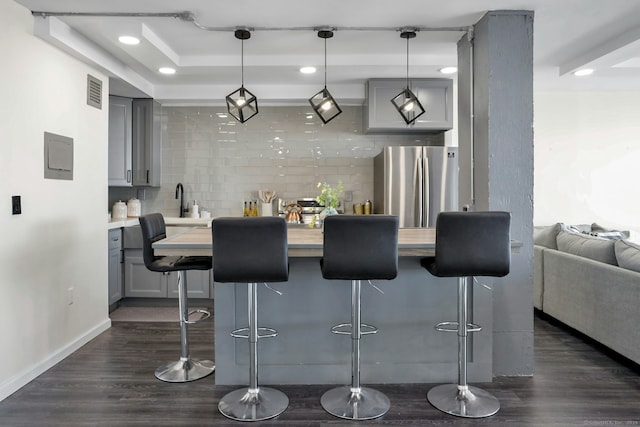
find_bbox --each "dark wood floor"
[1,313,639,426]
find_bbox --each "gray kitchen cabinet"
[124,249,210,298]
[168,269,211,299]
[364,78,454,133]
[108,228,123,305]
[131,99,161,187]
[108,96,132,186]
[108,97,161,187]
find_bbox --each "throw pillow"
[556,231,617,265]
[533,223,562,249]
[614,240,640,273]
[591,222,630,239]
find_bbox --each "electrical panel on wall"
[44,132,73,180]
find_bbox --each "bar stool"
[212,217,289,422]
[138,213,214,383]
[320,214,399,421]
[420,211,511,418]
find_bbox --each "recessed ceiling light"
[300,66,317,74]
[439,66,458,75]
[118,36,140,45]
[159,67,176,75]
[573,68,594,77]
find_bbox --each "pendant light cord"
[324,37,327,89]
[406,35,410,89]
[241,38,244,87]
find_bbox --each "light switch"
[12,195,21,215]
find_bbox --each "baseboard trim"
[0,318,112,402]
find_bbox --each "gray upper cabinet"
[364,78,454,133]
[132,99,161,187]
[108,96,132,186]
[108,96,161,187]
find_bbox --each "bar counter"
[153,226,518,385]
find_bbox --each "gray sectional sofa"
[534,223,640,365]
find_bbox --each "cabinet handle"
[127,170,132,183]
[146,170,150,184]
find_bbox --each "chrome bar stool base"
[154,358,215,383]
[321,386,391,421]
[427,384,500,418]
[219,387,289,422]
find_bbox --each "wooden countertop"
[154,226,437,257]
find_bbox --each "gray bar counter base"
[214,257,493,385]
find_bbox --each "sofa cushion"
[556,231,617,265]
[614,240,640,273]
[534,223,562,249]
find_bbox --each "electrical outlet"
[12,195,21,215]
[67,287,74,305]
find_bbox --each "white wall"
[0,1,110,400]
[534,91,640,240]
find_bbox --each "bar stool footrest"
[330,322,378,336]
[230,326,278,339]
[185,309,211,324]
[435,321,482,333]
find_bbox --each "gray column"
[457,10,535,376]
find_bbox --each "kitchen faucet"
[175,183,187,218]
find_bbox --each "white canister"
[191,200,199,218]
[127,198,141,218]
[112,200,127,220]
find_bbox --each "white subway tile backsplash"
[127,105,444,217]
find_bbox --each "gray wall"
[461,11,535,376]
[110,106,444,216]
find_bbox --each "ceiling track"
[31,10,471,34]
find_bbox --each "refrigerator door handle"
[422,156,430,228]
[416,156,423,227]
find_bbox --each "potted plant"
[316,181,343,218]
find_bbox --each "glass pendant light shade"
[226,86,258,123]
[309,87,342,124]
[227,29,258,123]
[308,29,342,124]
[392,87,425,125]
[392,29,425,125]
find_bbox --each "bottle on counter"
[191,200,199,218]
[243,201,249,217]
[364,200,372,215]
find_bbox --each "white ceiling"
[14,0,640,104]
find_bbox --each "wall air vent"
[86,74,102,109]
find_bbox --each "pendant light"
[308,29,342,124]
[226,28,258,123]
[391,29,425,125]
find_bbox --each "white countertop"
[108,216,213,230]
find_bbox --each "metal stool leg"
[218,282,289,422]
[321,279,391,420]
[427,276,500,418]
[155,271,215,382]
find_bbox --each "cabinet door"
[108,248,123,304]
[124,250,167,298]
[108,229,123,305]
[132,99,161,187]
[365,78,453,133]
[108,96,133,186]
[167,269,211,299]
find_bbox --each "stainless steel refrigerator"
[373,146,458,227]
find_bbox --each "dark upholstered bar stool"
[421,211,510,418]
[320,215,399,421]
[139,213,214,383]
[212,217,289,422]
